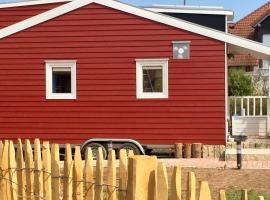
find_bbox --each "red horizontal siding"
[0,3,225,144]
[0,3,64,28]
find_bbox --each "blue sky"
[0,0,269,22]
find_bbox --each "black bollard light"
[236,140,242,169]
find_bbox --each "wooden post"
[107,150,116,200]
[42,141,51,200]
[191,143,202,158]
[51,144,60,200]
[63,144,73,200]
[126,156,157,200]
[34,139,43,200]
[258,196,264,200]
[84,148,94,200]
[128,150,134,157]
[25,139,34,200]
[16,139,26,200]
[186,171,196,200]
[157,162,168,200]
[183,144,192,158]
[219,190,226,200]
[241,189,248,200]
[171,166,181,200]
[95,147,104,200]
[175,143,183,158]
[9,141,18,200]
[119,149,128,200]
[0,140,3,164]
[73,146,83,200]
[0,140,11,200]
[199,181,211,200]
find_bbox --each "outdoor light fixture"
[172,41,190,59]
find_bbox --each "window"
[46,60,76,99]
[261,34,270,69]
[136,58,168,99]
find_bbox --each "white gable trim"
[1,0,270,59]
[0,0,72,9]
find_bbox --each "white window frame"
[136,58,168,99]
[45,60,76,99]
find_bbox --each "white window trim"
[45,60,76,99]
[136,58,168,99]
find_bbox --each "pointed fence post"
[0,140,3,164]
[34,139,43,200]
[95,147,104,200]
[258,196,264,200]
[84,148,94,200]
[119,149,128,200]
[219,190,226,200]
[42,141,51,200]
[63,144,73,200]
[51,144,60,200]
[157,162,168,200]
[241,189,248,200]
[73,146,83,200]
[16,139,26,200]
[186,171,196,200]
[0,140,11,200]
[171,166,181,200]
[25,139,34,200]
[126,155,158,200]
[9,140,18,200]
[199,181,211,200]
[107,150,116,200]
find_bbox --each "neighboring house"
[0,0,270,145]
[228,2,270,77]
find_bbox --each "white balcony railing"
[228,96,268,117]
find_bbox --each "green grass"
[226,190,270,200]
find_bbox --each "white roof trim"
[0,0,270,60]
[145,7,233,16]
[146,7,234,21]
[0,0,71,9]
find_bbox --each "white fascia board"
[145,7,234,16]
[0,0,269,59]
[0,0,72,9]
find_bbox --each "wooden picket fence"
[0,139,266,200]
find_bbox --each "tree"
[228,68,254,96]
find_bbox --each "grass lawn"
[226,190,270,200]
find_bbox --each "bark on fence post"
[183,144,192,158]
[126,155,157,200]
[191,143,202,158]
[175,143,183,158]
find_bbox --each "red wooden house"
[0,0,270,146]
